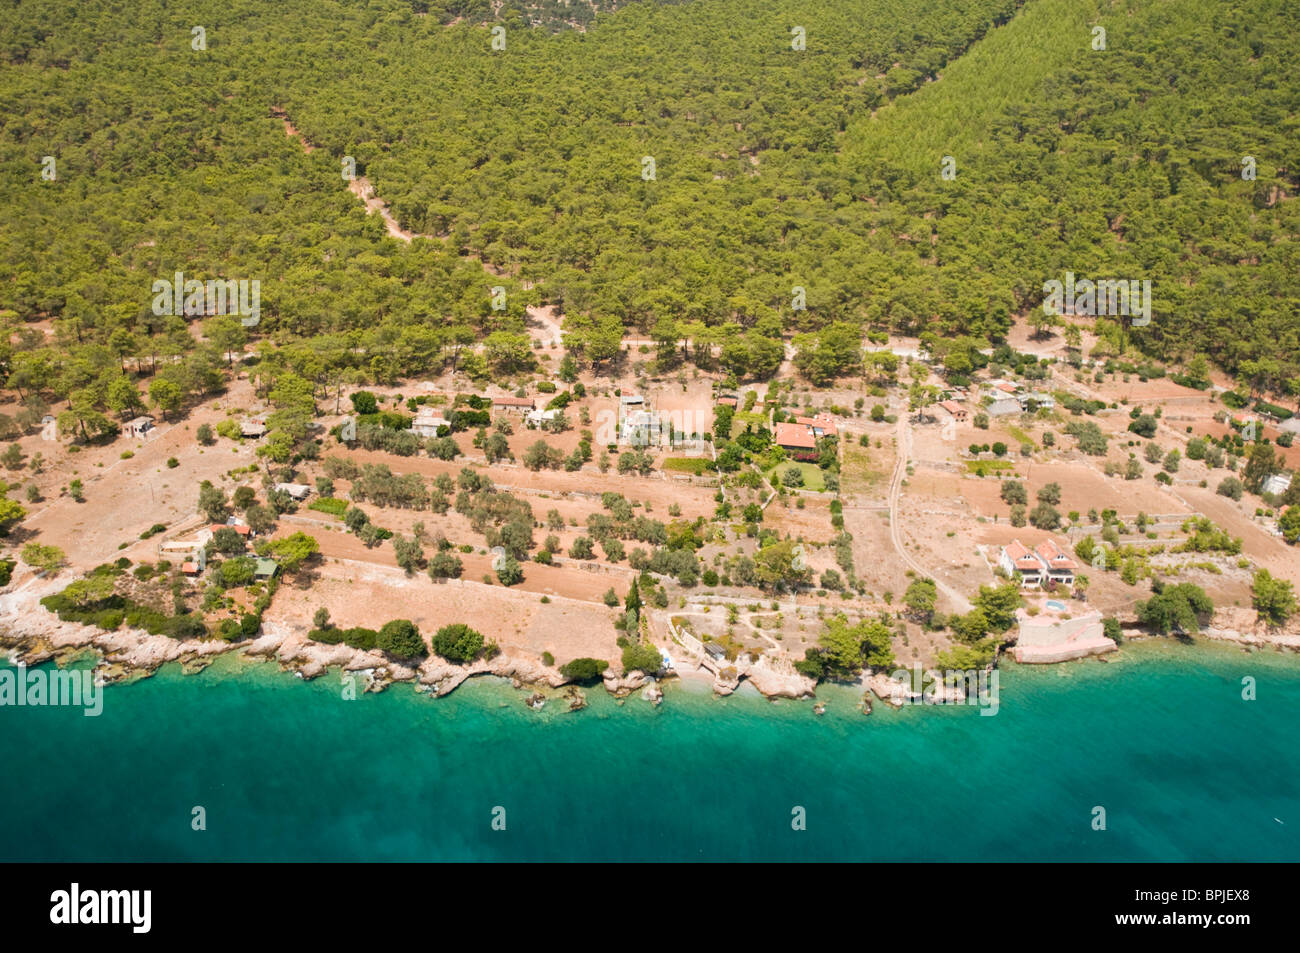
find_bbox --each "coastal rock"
[742,655,817,700]
[643,682,663,706]
[867,673,910,708]
[565,686,587,711]
[603,671,648,696]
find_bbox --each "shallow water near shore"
[2,641,1298,861]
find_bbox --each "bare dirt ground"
[7,375,265,582]
[269,561,622,669]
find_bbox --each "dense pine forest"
[1,0,1298,422]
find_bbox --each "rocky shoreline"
[0,581,708,706]
[3,579,1297,707]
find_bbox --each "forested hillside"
[1,0,1297,412]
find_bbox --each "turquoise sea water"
[2,642,1298,861]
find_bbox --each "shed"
[273,483,312,501]
[124,416,155,439]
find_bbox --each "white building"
[1263,472,1293,496]
[621,409,664,447]
[123,416,155,439]
[1013,606,1115,663]
[525,408,559,429]
[411,407,450,437]
[998,538,1078,589]
[273,483,312,501]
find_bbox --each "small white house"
[1263,473,1293,496]
[411,407,450,437]
[525,408,559,429]
[123,415,155,439]
[273,482,312,501]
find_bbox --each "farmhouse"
[492,396,535,414]
[717,395,738,408]
[621,409,664,447]
[795,413,838,438]
[123,416,155,439]
[774,421,817,452]
[939,400,968,421]
[525,408,560,429]
[411,407,450,437]
[1017,391,1055,411]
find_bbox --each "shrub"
[350,391,378,415]
[432,623,485,663]
[1029,503,1060,530]
[1216,477,1244,501]
[377,619,426,659]
[621,642,661,674]
[559,657,609,682]
[496,555,524,586]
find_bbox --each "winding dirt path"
[276,108,438,243]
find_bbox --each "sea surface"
[2,641,1298,861]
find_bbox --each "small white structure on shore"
[1012,604,1115,664]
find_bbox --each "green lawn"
[663,457,712,475]
[965,460,1014,477]
[770,462,826,491]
